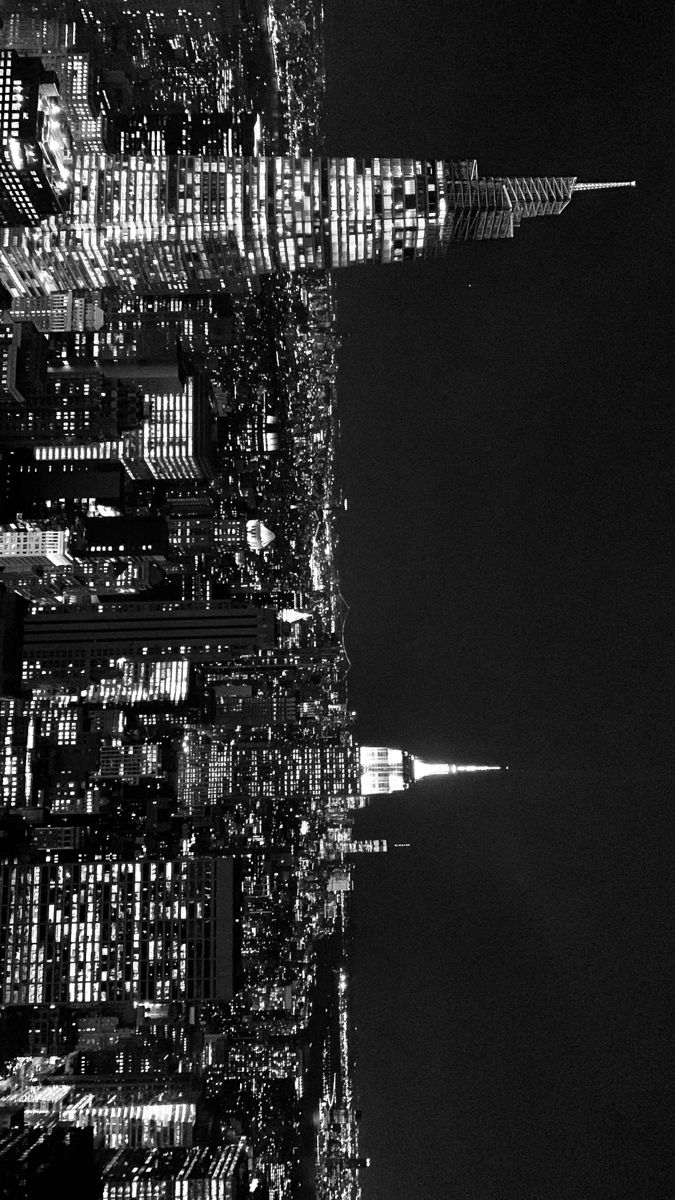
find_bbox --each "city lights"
[0,5,631,1198]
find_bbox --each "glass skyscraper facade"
[0,152,602,299]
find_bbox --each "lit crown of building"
[359,745,500,794]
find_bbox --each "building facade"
[22,600,278,687]
[0,49,72,227]
[0,857,235,1005]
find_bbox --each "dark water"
[350,770,671,1200]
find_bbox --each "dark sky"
[321,4,672,1199]
[350,770,672,1200]
[324,0,672,770]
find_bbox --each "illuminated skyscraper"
[99,1141,250,1198]
[0,857,235,1005]
[0,321,145,451]
[359,745,500,794]
[120,374,215,482]
[0,696,27,807]
[5,1083,199,1150]
[176,731,360,815]
[0,49,73,226]
[0,153,635,298]
[0,517,70,569]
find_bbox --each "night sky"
[322,2,672,1197]
[350,770,672,1200]
[324,0,672,770]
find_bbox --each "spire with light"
[412,758,501,783]
[573,180,637,191]
[359,745,502,795]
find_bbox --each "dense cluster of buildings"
[0,2,472,1197]
[0,3,366,1198]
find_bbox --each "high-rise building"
[96,742,163,780]
[0,517,70,569]
[0,322,144,450]
[80,657,191,708]
[0,455,124,519]
[4,1083,198,1151]
[8,289,105,332]
[22,600,278,688]
[40,52,106,155]
[100,1140,250,1199]
[60,1092,197,1150]
[0,49,72,227]
[177,733,360,810]
[359,744,500,794]
[0,15,77,56]
[74,514,169,559]
[0,696,27,807]
[121,374,215,483]
[0,154,635,298]
[0,857,235,1005]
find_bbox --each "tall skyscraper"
[0,153,635,298]
[0,49,72,226]
[21,600,278,688]
[359,745,500,794]
[0,857,235,1005]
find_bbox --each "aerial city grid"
[0,2,637,1198]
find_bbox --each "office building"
[0,323,143,450]
[41,52,106,154]
[0,455,125,523]
[8,289,105,332]
[0,518,70,569]
[121,375,215,483]
[100,1140,249,1199]
[0,696,27,808]
[0,49,72,227]
[60,1092,197,1150]
[0,15,77,56]
[74,515,169,559]
[0,857,235,1005]
[178,734,360,809]
[97,743,163,780]
[0,154,635,298]
[22,600,277,688]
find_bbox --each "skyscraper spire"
[573,180,637,191]
[412,758,501,782]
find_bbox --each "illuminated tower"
[0,153,635,298]
[359,744,500,794]
[0,857,235,1005]
[0,49,73,226]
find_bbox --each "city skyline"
[0,1,670,1198]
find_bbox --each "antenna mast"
[574,180,636,191]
